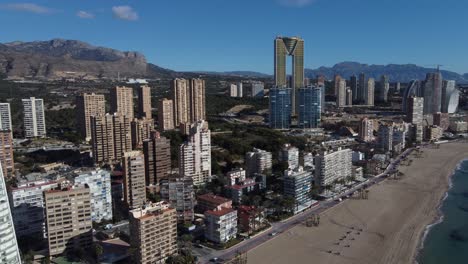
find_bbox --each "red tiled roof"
[205,207,235,217]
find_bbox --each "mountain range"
[0,39,467,83]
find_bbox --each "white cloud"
[112,5,138,21]
[278,0,316,7]
[77,10,94,19]
[0,3,55,14]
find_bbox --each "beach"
[248,142,468,264]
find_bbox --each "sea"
[417,159,468,264]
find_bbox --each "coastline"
[248,142,468,264]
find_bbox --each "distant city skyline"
[0,0,467,74]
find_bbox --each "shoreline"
[248,142,468,264]
[414,158,468,263]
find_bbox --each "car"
[269,232,278,236]
[194,244,203,248]
[210,257,219,262]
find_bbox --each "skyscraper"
[334,75,342,96]
[237,82,243,98]
[138,85,152,119]
[377,123,394,152]
[131,118,154,149]
[22,97,46,138]
[129,202,178,264]
[422,72,443,114]
[111,86,134,118]
[189,78,206,122]
[274,36,304,114]
[298,86,321,129]
[346,88,353,106]
[350,75,358,101]
[122,151,147,209]
[366,78,375,106]
[336,79,347,107]
[143,132,172,188]
[358,73,367,103]
[0,103,12,131]
[76,93,106,141]
[407,97,424,124]
[158,98,175,131]
[0,130,14,178]
[179,120,211,186]
[0,164,21,264]
[269,87,292,129]
[44,186,93,257]
[377,75,390,102]
[442,80,459,114]
[91,114,132,164]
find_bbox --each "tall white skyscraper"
[0,103,12,131]
[179,120,211,185]
[0,164,22,264]
[22,97,46,138]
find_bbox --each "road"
[196,147,415,263]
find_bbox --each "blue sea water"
[418,159,468,264]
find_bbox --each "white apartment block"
[10,180,58,238]
[245,148,272,177]
[22,97,46,138]
[226,168,246,186]
[74,169,113,222]
[179,120,211,185]
[278,144,299,170]
[314,148,352,187]
[0,164,21,264]
[0,103,12,131]
[204,208,238,244]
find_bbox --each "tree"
[93,243,104,260]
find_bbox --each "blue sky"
[0,0,467,74]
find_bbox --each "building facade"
[314,148,352,187]
[0,165,21,264]
[157,98,175,131]
[129,202,178,264]
[269,87,292,129]
[377,123,394,152]
[44,186,93,257]
[283,167,313,213]
[160,176,195,223]
[122,151,147,209]
[205,208,238,244]
[22,97,46,138]
[279,144,300,170]
[131,118,154,149]
[298,86,321,129]
[245,148,272,177]
[76,93,106,141]
[110,86,134,119]
[359,118,375,142]
[138,85,152,119]
[74,169,113,222]
[0,130,14,178]
[143,132,172,188]
[422,72,443,114]
[366,78,375,106]
[0,102,12,131]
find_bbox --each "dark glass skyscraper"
[298,86,321,129]
[422,72,443,114]
[269,88,292,129]
[350,75,358,101]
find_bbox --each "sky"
[0,0,467,74]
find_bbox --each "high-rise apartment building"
[274,36,304,114]
[138,85,152,119]
[44,186,93,257]
[10,179,58,239]
[350,75,358,101]
[189,78,206,122]
[129,202,178,264]
[22,97,46,138]
[110,86,134,118]
[160,176,195,223]
[283,167,313,213]
[0,164,21,264]
[359,118,375,142]
[269,87,292,129]
[407,97,424,125]
[278,144,299,170]
[158,98,175,131]
[179,120,211,186]
[236,82,243,98]
[91,114,132,164]
[143,132,172,188]
[377,75,390,102]
[0,130,14,178]
[336,79,347,107]
[76,93,106,141]
[250,81,265,97]
[377,123,394,152]
[0,102,12,131]
[229,83,238,97]
[333,75,342,96]
[122,151,147,209]
[366,78,375,106]
[314,148,352,187]
[131,118,154,149]
[298,86,321,129]
[74,169,113,222]
[422,72,443,114]
[245,148,272,177]
[346,88,353,106]
[172,78,206,126]
[358,73,367,103]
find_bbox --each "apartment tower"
[22,97,46,138]
[138,85,152,119]
[143,131,172,188]
[0,130,14,178]
[122,151,147,209]
[0,102,12,131]
[158,98,175,131]
[110,86,134,118]
[76,93,106,141]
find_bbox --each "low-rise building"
[205,207,237,244]
[197,193,232,213]
[425,125,444,141]
[237,206,266,234]
[449,121,468,133]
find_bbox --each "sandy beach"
[248,142,468,264]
